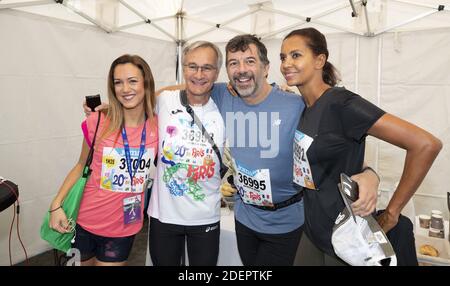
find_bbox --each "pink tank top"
[77,112,158,237]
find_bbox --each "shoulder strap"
[179,90,225,173]
[83,112,102,175]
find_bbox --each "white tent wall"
[0,9,175,265]
[375,29,450,219]
[1,4,450,265]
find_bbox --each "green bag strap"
[82,112,102,178]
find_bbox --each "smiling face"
[280,35,325,88]
[113,63,145,111]
[183,46,219,99]
[226,43,269,98]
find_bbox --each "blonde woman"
[49,55,158,266]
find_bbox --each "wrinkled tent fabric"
[0,0,449,265]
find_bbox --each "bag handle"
[83,112,101,177]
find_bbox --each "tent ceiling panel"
[400,11,450,31]
[121,22,174,42]
[186,27,242,44]
[2,0,450,41]
[122,0,179,20]
[14,3,92,25]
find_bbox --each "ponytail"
[323,61,340,87]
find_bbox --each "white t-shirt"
[148,90,225,225]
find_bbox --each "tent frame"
[1,0,447,83]
[1,0,447,41]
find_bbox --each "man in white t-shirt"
[147,41,226,266]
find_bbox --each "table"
[145,208,243,266]
[414,216,450,266]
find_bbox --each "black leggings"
[376,210,418,266]
[149,217,220,266]
[235,220,303,266]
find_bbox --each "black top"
[297,87,385,256]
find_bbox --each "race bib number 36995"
[233,160,273,207]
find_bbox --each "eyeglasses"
[183,64,217,74]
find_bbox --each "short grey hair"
[182,41,223,70]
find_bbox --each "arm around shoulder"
[156,84,186,96]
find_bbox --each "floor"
[16,218,148,266]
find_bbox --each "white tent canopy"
[0,0,449,265]
[2,0,450,40]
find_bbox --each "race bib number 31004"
[233,160,273,207]
[100,147,154,193]
[293,131,316,190]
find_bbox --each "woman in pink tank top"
[47,54,158,266]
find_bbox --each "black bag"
[179,91,228,178]
[0,179,19,213]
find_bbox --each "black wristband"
[362,166,380,182]
[49,205,62,213]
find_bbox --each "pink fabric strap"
[81,120,92,148]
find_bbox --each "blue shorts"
[72,224,135,263]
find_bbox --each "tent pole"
[354,36,360,93]
[116,21,146,32]
[374,10,439,35]
[60,0,112,33]
[176,12,185,84]
[361,0,373,36]
[184,16,247,35]
[374,36,383,175]
[118,0,176,41]
[0,0,53,10]
[184,8,260,42]
[260,5,365,38]
[349,0,359,17]
[392,0,449,11]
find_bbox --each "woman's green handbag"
[40,113,101,253]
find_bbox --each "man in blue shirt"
[210,35,305,265]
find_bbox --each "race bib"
[162,120,217,182]
[100,147,155,193]
[233,159,273,207]
[293,130,317,190]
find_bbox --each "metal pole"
[176,12,184,84]
[361,0,373,36]
[354,36,360,93]
[116,21,146,32]
[0,0,53,9]
[374,10,438,35]
[259,4,365,38]
[118,0,176,41]
[374,36,383,174]
[61,0,112,33]
[349,0,358,17]
[392,0,448,11]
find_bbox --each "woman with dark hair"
[280,28,442,265]
[48,54,158,266]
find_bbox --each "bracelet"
[362,166,380,182]
[49,205,62,213]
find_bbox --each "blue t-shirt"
[211,83,305,234]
